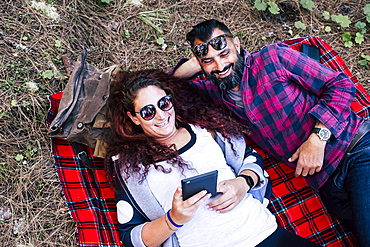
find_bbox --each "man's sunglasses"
[135,94,173,121]
[192,33,234,58]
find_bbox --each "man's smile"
[212,63,233,77]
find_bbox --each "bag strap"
[71,142,96,170]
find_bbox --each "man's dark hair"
[186,19,232,46]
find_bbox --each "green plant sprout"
[322,11,330,20]
[325,26,331,32]
[138,9,169,35]
[359,54,370,67]
[0,112,10,119]
[341,32,353,48]
[55,40,62,47]
[254,0,280,14]
[294,21,306,30]
[355,21,366,45]
[42,70,54,79]
[331,14,351,28]
[122,30,130,38]
[156,37,165,45]
[364,4,370,23]
[300,0,315,11]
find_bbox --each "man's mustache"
[211,63,233,75]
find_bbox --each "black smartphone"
[301,43,320,62]
[181,170,218,201]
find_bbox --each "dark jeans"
[320,131,370,247]
[256,226,321,247]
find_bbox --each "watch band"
[237,174,255,192]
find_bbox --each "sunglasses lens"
[210,35,227,50]
[193,43,207,58]
[139,105,156,120]
[159,95,173,111]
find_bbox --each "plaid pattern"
[47,36,370,246]
[47,92,123,247]
[281,36,370,118]
[190,37,364,190]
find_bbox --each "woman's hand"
[206,170,258,213]
[206,178,246,213]
[170,187,211,225]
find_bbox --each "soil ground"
[0,0,369,246]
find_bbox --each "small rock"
[0,206,12,220]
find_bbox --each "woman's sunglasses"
[192,33,234,58]
[135,94,173,121]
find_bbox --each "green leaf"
[15,154,24,162]
[156,37,165,45]
[342,32,353,48]
[322,11,330,20]
[42,70,54,79]
[122,30,130,38]
[294,21,306,30]
[331,14,351,28]
[358,60,368,66]
[55,40,62,48]
[355,33,364,45]
[364,4,370,22]
[138,15,164,34]
[344,41,353,48]
[101,0,113,3]
[361,54,370,61]
[22,100,30,106]
[355,21,367,34]
[324,26,332,32]
[0,112,9,119]
[355,21,366,29]
[254,0,267,11]
[267,1,280,14]
[364,4,370,15]
[341,32,352,42]
[11,100,17,106]
[300,0,315,11]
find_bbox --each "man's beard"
[206,52,244,91]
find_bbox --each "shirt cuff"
[130,223,147,247]
[309,104,346,138]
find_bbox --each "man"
[172,19,370,246]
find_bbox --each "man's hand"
[289,133,326,177]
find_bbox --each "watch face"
[319,128,330,141]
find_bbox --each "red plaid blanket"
[46,36,370,247]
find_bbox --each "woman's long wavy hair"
[104,69,248,183]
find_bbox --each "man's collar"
[241,49,251,68]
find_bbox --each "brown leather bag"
[48,50,118,158]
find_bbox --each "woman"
[104,70,320,247]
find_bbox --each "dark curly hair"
[104,69,248,183]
